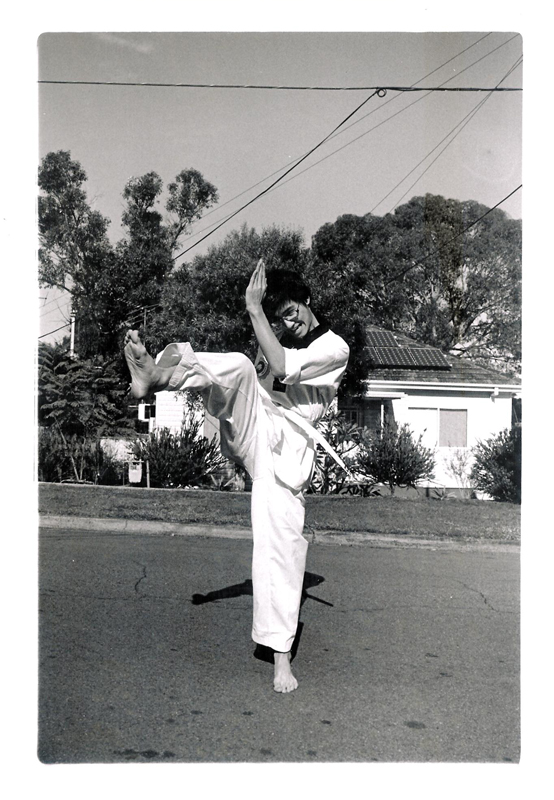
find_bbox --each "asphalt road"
[38,527,519,764]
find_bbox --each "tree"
[165,169,220,250]
[38,341,134,481]
[39,151,117,355]
[309,194,522,380]
[38,342,133,439]
[307,213,406,393]
[148,224,309,360]
[39,151,219,358]
[390,195,521,375]
[116,170,219,317]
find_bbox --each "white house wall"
[391,390,513,489]
[154,390,188,433]
[153,390,219,442]
[153,385,514,492]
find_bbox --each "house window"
[408,408,438,449]
[408,407,468,448]
[439,409,467,447]
[363,399,383,431]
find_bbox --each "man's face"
[274,299,317,340]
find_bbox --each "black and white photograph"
[7,3,547,796]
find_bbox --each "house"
[136,390,221,454]
[146,325,521,495]
[338,326,521,495]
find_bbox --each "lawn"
[39,483,521,543]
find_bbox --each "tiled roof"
[365,326,520,387]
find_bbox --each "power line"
[266,37,523,203]
[169,34,495,241]
[37,32,521,329]
[39,78,521,92]
[174,34,498,236]
[172,89,383,261]
[176,35,521,254]
[38,34,518,270]
[383,185,522,286]
[376,54,523,214]
[39,292,72,317]
[381,97,494,214]
[38,322,71,339]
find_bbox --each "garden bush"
[355,421,435,495]
[132,411,227,488]
[310,408,361,494]
[470,426,521,503]
[38,427,125,484]
[38,427,73,483]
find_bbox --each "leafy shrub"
[310,409,361,494]
[96,447,126,485]
[132,411,227,488]
[38,427,126,484]
[355,421,435,495]
[38,342,134,438]
[38,427,73,482]
[470,427,521,503]
[444,447,474,490]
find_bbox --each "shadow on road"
[191,571,333,608]
[191,571,333,664]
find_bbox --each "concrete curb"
[40,515,252,541]
[39,515,520,552]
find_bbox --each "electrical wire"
[37,32,521,337]
[171,89,383,261]
[39,292,71,317]
[39,33,518,269]
[38,322,71,339]
[177,36,521,252]
[165,33,496,235]
[39,79,520,92]
[376,55,523,214]
[38,185,521,338]
[259,38,523,201]
[380,97,494,214]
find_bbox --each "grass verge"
[39,483,520,543]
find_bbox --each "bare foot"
[273,651,298,693]
[124,330,172,399]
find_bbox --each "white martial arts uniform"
[158,324,349,652]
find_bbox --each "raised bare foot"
[124,330,170,399]
[273,651,298,693]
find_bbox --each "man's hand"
[245,258,286,377]
[245,258,267,314]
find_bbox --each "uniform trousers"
[160,343,313,653]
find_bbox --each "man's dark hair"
[262,269,312,320]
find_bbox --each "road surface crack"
[455,580,498,612]
[134,563,147,593]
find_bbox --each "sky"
[37,30,522,341]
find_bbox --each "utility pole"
[69,313,76,358]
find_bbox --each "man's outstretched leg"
[124,329,304,694]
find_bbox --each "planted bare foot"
[273,651,298,693]
[124,330,171,399]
